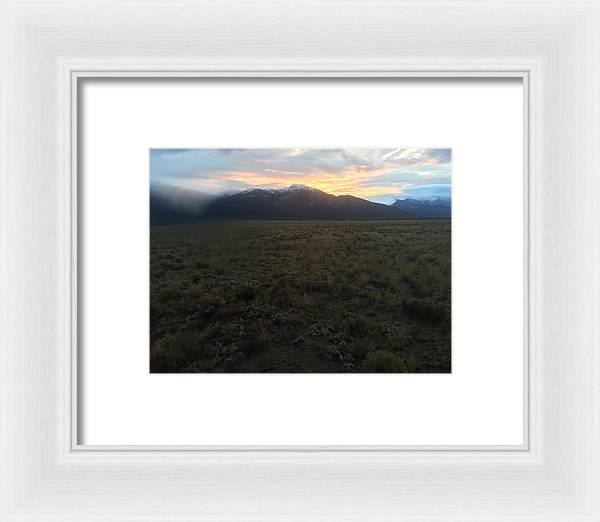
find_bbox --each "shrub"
[187,290,226,316]
[320,343,354,365]
[220,321,244,343]
[235,281,259,302]
[271,311,290,327]
[361,350,415,373]
[185,342,245,372]
[308,321,334,337]
[150,330,247,373]
[341,313,370,338]
[199,295,225,315]
[367,276,390,289]
[150,331,204,371]
[243,319,271,353]
[402,297,447,324]
[157,286,182,302]
[269,281,293,306]
[349,341,370,361]
[243,301,273,319]
[304,279,331,293]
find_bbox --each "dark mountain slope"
[203,185,415,220]
[391,197,451,219]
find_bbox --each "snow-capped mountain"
[202,185,415,220]
[151,184,416,224]
[390,197,451,218]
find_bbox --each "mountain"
[151,184,416,223]
[201,185,415,220]
[391,197,451,219]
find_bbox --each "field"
[150,220,451,373]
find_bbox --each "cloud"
[396,184,451,200]
[150,148,451,203]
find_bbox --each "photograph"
[150,148,451,373]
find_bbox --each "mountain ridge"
[202,185,415,221]
[150,184,450,225]
[391,197,451,219]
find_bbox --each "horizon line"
[151,182,452,203]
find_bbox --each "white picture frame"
[1,1,598,520]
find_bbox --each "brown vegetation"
[150,220,451,373]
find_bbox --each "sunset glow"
[150,148,451,204]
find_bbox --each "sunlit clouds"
[150,148,451,204]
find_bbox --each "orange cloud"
[226,164,402,199]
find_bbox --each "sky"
[150,148,451,204]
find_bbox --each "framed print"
[2,1,599,521]
[78,78,524,447]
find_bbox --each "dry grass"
[150,220,451,373]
